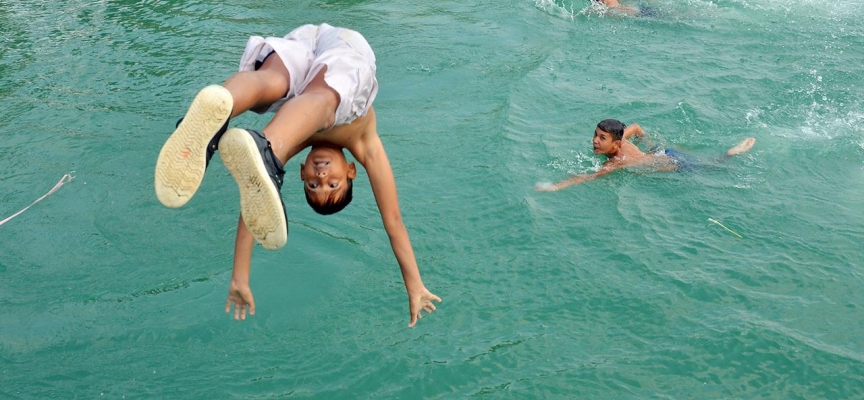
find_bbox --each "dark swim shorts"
[663,148,699,171]
[637,5,660,17]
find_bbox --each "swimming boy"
[535,119,755,191]
[154,24,441,326]
[590,0,658,17]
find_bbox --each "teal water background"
[2,0,863,398]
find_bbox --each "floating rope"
[0,174,74,227]
[708,217,743,239]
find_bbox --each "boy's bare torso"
[284,106,380,166]
[605,140,673,170]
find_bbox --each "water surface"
[1,0,862,398]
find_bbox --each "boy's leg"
[154,54,293,208]
[217,68,339,250]
[260,67,339,163]
[219,128,288,250]
[222,53,293,118]
[725,137,756,156]
[155,85,233,208]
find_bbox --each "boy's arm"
[536,162,620,191]
[359,133,441,327]
[623,123,644,140]
[225,214,256,320]
[624,123,658,150]
[597,0,639,15]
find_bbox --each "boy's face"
[300,146,356,203]
[592,128,621,156]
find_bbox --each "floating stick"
[708,217,743,239]
[0,174,74,227]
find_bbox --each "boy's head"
[593,119,626,156]
[300,145,356,215]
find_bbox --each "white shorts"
[238,24,378,126]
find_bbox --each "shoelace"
[0,173,74,227]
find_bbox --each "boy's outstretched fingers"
[225,300,255,321]
[535,182,558,192]
[225,282,256,321]
[408,289,442,328]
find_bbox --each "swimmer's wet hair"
[597,119,626,141]
[305,179,354,215]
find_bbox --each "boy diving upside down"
[154,24,441,326]
[536,119,756,192]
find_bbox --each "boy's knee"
[253,55,292,96]
[259,70,290,96]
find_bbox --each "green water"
[2,0,863,398]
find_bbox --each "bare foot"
[726,137,756,156]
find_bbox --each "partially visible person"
[535,119,756,192]
[589,0,660,17]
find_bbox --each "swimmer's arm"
[536,163,620,191]
[225,214,256,320]
[598,0,639,16]
[624,123,659,149]
[360,132,441,327]
[623,123,645,140]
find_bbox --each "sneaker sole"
[154,85,232,208]
[219,128,288,250]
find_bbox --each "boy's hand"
[408,288,442,328]
[535,182,559,192]
[225,280,256,321]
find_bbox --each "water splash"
[745,67,864,144]
[533,0,604,20]
[727,0,863,16]
[547,150,604,175]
